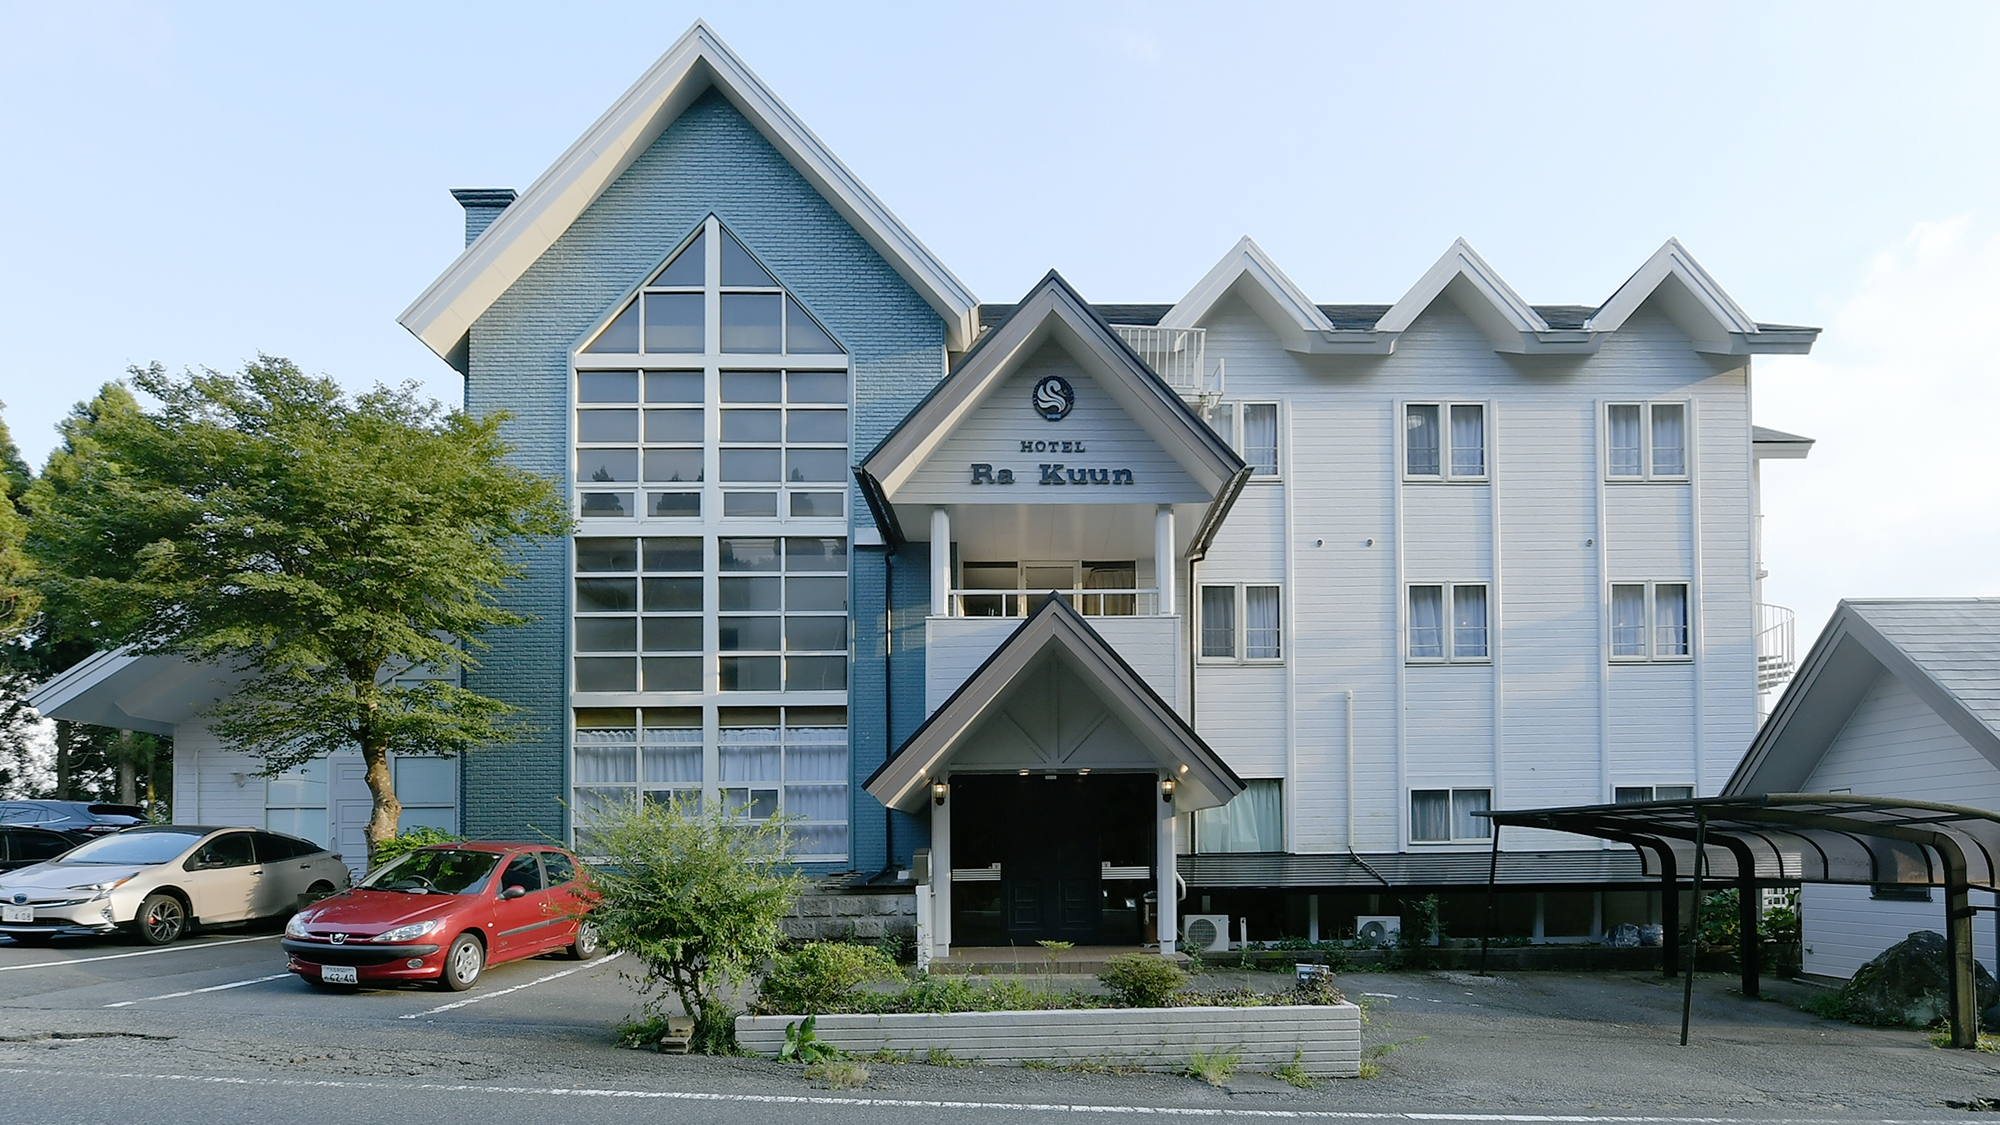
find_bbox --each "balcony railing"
[1111,325,1223,405]
[1756,603,1796,693]
[949,588,1160,618]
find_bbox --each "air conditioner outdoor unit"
[1181,914,1232,952]
[1355,915,1402,947]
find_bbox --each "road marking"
[102,972,293,1007]
[0,934,277,973]
[0,1066,1969,1123]
[398,950,624,1019]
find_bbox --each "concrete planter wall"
[736,1003,1361,1077]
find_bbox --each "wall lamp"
[1161,777,1177,803]
[931,779,949,806]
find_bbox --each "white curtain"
[1611,584,1647,656]
[1650,404,1686,476]
[1408,586,1444,658]
[1405,405,1440,475]
[1410,790,1451,842]
[1654,583,1689,656]
[1244,586,1281,659]
[1243,403,1279,476]
[1195,779,1283,852]
[1607,404,1643,476]
[1451,585,1488,659]
[1451,789,1492,841]
[1201,586,1236,658]
[1449,404,1485,476]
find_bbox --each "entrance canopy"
[864,594,1243,814]
[1487,793,2000,889]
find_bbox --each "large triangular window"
[584,219,844,356]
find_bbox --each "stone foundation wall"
[782,889,918,943]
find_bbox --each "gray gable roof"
[978,302,1804,337]
[1726,598,2000,795]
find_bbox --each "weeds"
[1357,1036,1428,1079]
[925,1046,970,1067]
[1927,1028,2000,1053]
[1271,1049,1318,1088]
[1184,1045,1244,1085]
[803,1059,869,1089]
[1021,1057,1142,1074]
[777,1015,838,1064]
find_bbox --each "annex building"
[32,23,1821,957]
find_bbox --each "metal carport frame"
[1479,794,2000,1048]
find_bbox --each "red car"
[283,842,600,991]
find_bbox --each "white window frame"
[1613,785,1694,804]
[1409,787,1493,844]
[1196,583,1283,664]
[1237,401,1281,480]
[1603,400,1690,482]
[1401,401,1488,483]
[1608,581,1692,663]
[1404,582,1491,664]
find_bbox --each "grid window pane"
[720,656,782,692]
[641,657,700,692]
[787,410,847,443]
[644,371,702,403]
[578,409,638,443]
[643,537,702,572]
[1406,405,1440,476]
[787,371,847,403]
[579,371,639,403]
[784,784,847,822]
[1244,586,1281,660]
[575,617,636,653]
[720,744,780,784]
[1242,404,1278,476]
[1655,785,1694,801]
[786,448,847,482]
[1410,790,1451,842]
[787,616,847,651]
[792,823,848,856]
[1650,404,1686,475]
[574,657,636,692]
[1451,789,1492,840]
[649,492,700,518]
[720,448,780,482]
[1611,584,1648,657]
[720,616,782,651]
[645,409,702,443]
[1200,586,1235,658]
[720,577,782,611]
[575,579,636,612]
[642,745,702,785]
[722,409,782,442]
[643,448,703,483]
[652,231,705,286]
[1452,585,1488,659]
[790,492,844,517]
[1408,586,1444,659]
[644,293,703,353]
[1614,787,1655,805]
[1607,404,1643,476]
[578,448,637,482]
[786,577,847,612]
[576,539,638,572]
[641,617,701,653]
[719,229,777,287]
[574,743,637,784]
[721,294,783,352]
[724,492,778,517]
[1654,584,1690,656]
[786,537,847,571]
[586,304,640,353]
[1449,404,1485,477]
[720,538,781,571]
[787,656,848,691]
[721,370,782,402]
[785,743,847,782]
[642,577,701,612]
[786,297,843,355]
[580,492,633,518]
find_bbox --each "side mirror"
[501,885,527,900]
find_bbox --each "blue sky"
[1,1,1995,636]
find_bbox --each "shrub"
[585,796,804,1055]
[1185,1045,1243,1085]
[368,826,463,872]
[757,942,904,1015]
[1098,953,1189,1008]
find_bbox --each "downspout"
[883,547,895,877]
[1187,557,1198,727]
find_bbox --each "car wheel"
[565,920,602,961]
[135,892,187,946]
[440,934,483,991]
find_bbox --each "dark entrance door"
[951,773,1153,946]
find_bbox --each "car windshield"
[360,849,501,895]
[59,829,202,865]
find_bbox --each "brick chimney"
[450,188,517,247]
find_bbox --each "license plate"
[1,905,32,924]
[320,964,358,985]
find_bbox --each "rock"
[1836,930,1999,1028]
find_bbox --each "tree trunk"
[117,752,137,805]
[54,720,76,800]
[360,739,401,872]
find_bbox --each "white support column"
[930,507,951,617]
[1157,782,1179,955]
[1154,505,1176,615]
[931,787,952,960]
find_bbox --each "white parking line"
[398,951,623,1019]
[0,1066,1971,1123]
[102,972,293,1008]
[0,934,277,972]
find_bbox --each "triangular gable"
[1158,236,1335,352]
[1726,599,2000,795]
[857,271,1247,548]
[1587,239,1814,355]
[398,20,978,361]
[863,595,1244,813]
[1373,239,1599,355]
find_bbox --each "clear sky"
[1,1,1995,640]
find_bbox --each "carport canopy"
[1482,793,2000,1048]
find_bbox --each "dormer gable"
[1158,236,1334,352]
[1587,238,1816,355]
[1374,238,1582,354]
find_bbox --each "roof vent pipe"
[450,188,518,247]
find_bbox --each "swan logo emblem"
[1032,375,1074,421]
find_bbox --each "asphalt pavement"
[4,930,2000,1124]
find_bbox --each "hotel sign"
[968,374,1136,486]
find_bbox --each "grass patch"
[1184,1045,1244,1086]
[854,1046,911,1064]
[1357,1036,1428,1079]
[925,1046,970,1067]
[804,1059,870,1089]
[1927,1028,2000,1053]
[1271,1049,1318,1089]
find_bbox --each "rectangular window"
[1615,785,1691,805]
[1606,402,1689,479]
[1199,586,1235,659]
[1199,585,1282,663]
[1408,583,1489,662]
[1193,779,1283,853]
[1411,788,1493,843]
[1241,403,1279,477]
[1610,581,1693,661]
[1405,402,1486,481]
[1244,586,1282,660]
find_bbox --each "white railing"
[1756,603,1796,694]
[949,588,1160,618]
[1111,325,1224,405]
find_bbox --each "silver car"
[0,825,351,945]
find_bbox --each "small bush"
[1271,1049,1318,1089]
[777,1014,838,1063]
[804,1059,869,1089]
[757,942,903,1015]
[1098,953,1189,1008]
[368,826,463,871]
[1185,1045,1243,1085]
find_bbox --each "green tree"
[24,358,570,862]
[587,797,805,1054]
[0,403,37,642]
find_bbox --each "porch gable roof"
[862,594,1244,814]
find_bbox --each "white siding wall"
[925,615,1181,713]
[170,723,266,829]
[1798,671,2000,978]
